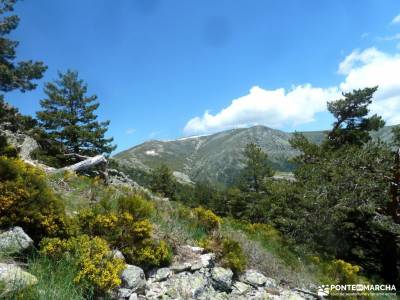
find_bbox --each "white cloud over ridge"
[392,14,400,24]
[184,47,400,135]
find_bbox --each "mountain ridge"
[114,125,396,185]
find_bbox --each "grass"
[47,171,128,213]
[220,218,317,288]
[13,255,92,300]
[151,200,208,248]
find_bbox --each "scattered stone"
[191,261,204,271]
[265,277,277,288]
[118,287,133,298]
[166,271,209,299]
[0,263,38,293]
[278,290,307,300]
[211,267,233,292]
[0,227,33,254]
[240,269,271,287]
[182,245,204,254]
[232,281,252,295]
[154,267,171,282]
[199,253,215,268]
[113,245,317,300]
[120,265,146,292]
[129,293,138,300]
[170,262,192,273]
[197,287,229,300]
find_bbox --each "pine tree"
[392,126,400,148]
[37,70,115,156]
[0,0,46,131]
[239,143,273,193]
[326,87,385,148]
[150,164,176,199]
[0,0,46,93]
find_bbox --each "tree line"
[146,87,400,286]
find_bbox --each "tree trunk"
[51,155,106,173]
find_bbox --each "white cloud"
[184,85,340,135]
[125,128,136,135]
[381,33,400,41]
[184,47,400,135]
[392,14,400,24]
[339,48,400,125]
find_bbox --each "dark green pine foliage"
[150,164,176,199]
[288,87,400,285]
[326,87,385,148]
[392,126,400,148]
[0,0,46,94]
[37,70,116,156]
[239,142,273,193]
[0,0,46,131]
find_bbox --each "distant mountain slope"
[114,125,396,186]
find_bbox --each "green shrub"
[117,194,154,220]
[123,239,172,271]
[40,235,125,293]
[221,238,247,274]
[323,259,363,284]
[192,207,222,232]
[0,135,18,158]
[0,157,71,241]
[199,236,246,275]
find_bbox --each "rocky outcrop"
[120,265,146,293]
[0,228,38,296]
[0,227,33,254]
[114,245,317,300]
[0,263,38,294]
[210,267,233,292]
[0,126,39,161]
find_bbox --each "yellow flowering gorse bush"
[0,157,71,241]
[192,206,222,232]
[40,235,125,291]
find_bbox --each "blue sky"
[7,0,400,152]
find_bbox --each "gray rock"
[112,249,126,261]
[166,271,209,299]
[239,269,272,287]
[118,287,132,298]
[145,281,169,298]
[199,253,215,268]
[264,277,277,288]
[271,290,307,300]
[197,287,229,300]
[0,128,39,161]
[121,265,146,292]
[190,261,204,271]
[155,267,171,282]
[232,281,252,295]
[182,245,204,254]
[170,262,192,273]
[0,263,38,293]
[211,267,233,292]
[128,293,138,300]
[0,227,33,254]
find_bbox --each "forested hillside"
[115,125,395,186]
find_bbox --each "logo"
[317,284,397,297]
[317,285,330,296]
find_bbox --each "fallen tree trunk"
[51,155,107,173]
